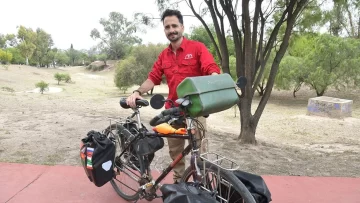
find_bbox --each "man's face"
[163,15,184,42]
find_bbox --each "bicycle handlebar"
[149,107,181,126]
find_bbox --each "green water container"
[176,73,239,117]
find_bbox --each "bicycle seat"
[119,98,149,109]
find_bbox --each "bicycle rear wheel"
[104,124,145,201]
[181,162,256,203]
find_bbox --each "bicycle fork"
[186,117,203,183]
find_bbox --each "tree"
[90,12,142,60]
[35,81,49,94]
[113,43,167,94]
[6,47,26,64]
[114,57,137,93]
[276,34,360,96]
[54,73,63,85]
[33,28,54,67]
[303,34,360,96]
[68,44,78,65]
[17,26,36,65]
[322,0,360,38]
[0,49,12,64]
[155,0,309,143]
[55,50,70,66]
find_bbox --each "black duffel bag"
[134,135,164,156]
[80,130,116,187]
[218,170,272,203]
[161,182,218,203]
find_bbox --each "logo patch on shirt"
[184,54,193,59]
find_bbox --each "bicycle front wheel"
[104,124,145,201]
[181,161,256,203]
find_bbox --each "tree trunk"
[26,57,29,65]
[238,101,257,144]
[316,89,325,96]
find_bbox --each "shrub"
[62,73,71,83]
[54,73,72,84]
[54,73,63,84]
[35,81,49,94]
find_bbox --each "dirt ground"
[1,65,359,178]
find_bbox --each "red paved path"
[1,162,360,203]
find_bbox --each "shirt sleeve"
[147,52,164,85]
[197,42,221,75]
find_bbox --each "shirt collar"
[167,36,188,52]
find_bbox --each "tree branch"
[252,10,266,96]
[254,0,308,121]
[220,0,244,76]
[188,0,222,63]
[251,0,262,81]
[214,0,225,36]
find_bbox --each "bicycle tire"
[181,161,256,203]
[104,124,145,201]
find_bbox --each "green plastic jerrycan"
[176,73,239,117]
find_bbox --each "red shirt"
[148,37,221,109]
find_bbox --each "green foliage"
[0,49,13,64]
[33,28,54,67]
[276,34,360,96]
[6,47,26,64]
[187,25,215,50]
[55,51,70,66]
[17,26,37,65]
[90,12,142,60]
[114,57,136,93]
[113,43,167,93]
[229,55,237,81]
[35,81,49,94]
[97,54,107,65]
[54,73,62,84]
[130,43,167,85]
[62,73,72,83]
[54,72,72,84]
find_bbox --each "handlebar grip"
[149,115,162,126]
[161,107,180,116]
[149,107,181,127]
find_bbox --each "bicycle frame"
[117,107,203,193]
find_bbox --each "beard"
[167,32,182,42]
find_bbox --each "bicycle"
[103,79,255,203]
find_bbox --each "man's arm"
[197,42,221,75]
[135,79,155,95]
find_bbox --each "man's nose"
[169,27,175,33]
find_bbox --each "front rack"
[200,152,239,171]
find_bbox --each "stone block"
[307,96,353,118]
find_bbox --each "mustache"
[168,32,178,36]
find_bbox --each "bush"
[54,73,63,84]
[0,49,12,64]
[54,73,72,84]
[35,81,49,94]
[62,73,71,83]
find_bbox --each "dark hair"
[161,9,183,24]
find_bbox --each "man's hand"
[126,91,143,108]
[211,72,219,75]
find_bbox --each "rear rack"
[200,138,239,171]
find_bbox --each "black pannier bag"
[218,170,272,203]
[160,182,218,203]
[118,121,164,168]
[134,135,164,156]
[80,130,115,187]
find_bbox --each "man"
[126,9,220,183]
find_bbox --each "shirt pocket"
[179,59,198,74]
[162,61,174,77]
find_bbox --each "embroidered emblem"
[184,54,193,59]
